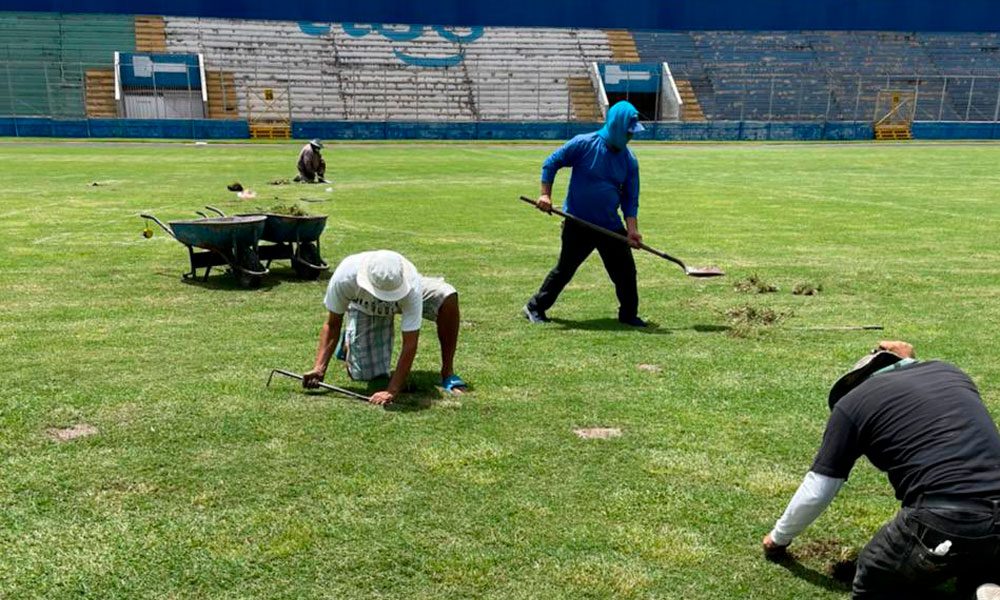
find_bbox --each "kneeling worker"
[295,138,328,183]
[303,250,467,404]
[763,341,1000,600]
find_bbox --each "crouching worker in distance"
[294,138,328,183]
[763,340,1000,600]
[303,250,468,404]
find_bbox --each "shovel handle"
[267,368,371,402]
[518,196,690,272]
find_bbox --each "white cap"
[356,250,412,302]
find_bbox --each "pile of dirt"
[724,304,790,337]
[792,282,824,296]
[734,274,779,294]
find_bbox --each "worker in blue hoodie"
[523,100,647,327]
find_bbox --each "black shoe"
[523,305,551,324]
[619,316,648,327]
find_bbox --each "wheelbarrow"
[140,211,270,288]
[204,206,329,280]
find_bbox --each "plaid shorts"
[342,276,456,381]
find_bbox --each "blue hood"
[597,101,640,150]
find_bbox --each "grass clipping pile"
[724,303,790,337]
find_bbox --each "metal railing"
[2,58,999,123]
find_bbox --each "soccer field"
[2,139,999,598]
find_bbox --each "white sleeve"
[398,287,423,332]
[323,266,355,314]
[769,471,844,546]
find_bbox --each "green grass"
[1,139,999,599]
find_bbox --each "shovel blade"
[686,266,726,278]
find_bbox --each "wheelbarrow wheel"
[235,245,266,288]
[292,242,325,280]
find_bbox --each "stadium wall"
[3,118,998,140]
[4,0,1000,32]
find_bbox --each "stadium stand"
[162,18,612,122]
[0,12,134,117]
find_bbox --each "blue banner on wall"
[119,53,201,89]
[599,64,660,93]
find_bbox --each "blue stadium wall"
[5,0,1000,31]
[2,1,1000,140]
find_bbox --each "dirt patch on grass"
[574,427,622,439]
[724,304,790,337]
[793,538,858,583]
[733,274,779,294]
[637,364,662,373]
[792,282,824,296]
[47,423,98,442]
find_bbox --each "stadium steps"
[135,15,167,52]
[874,123,912,140]
[84,68,116,117]
[567,76,600,121]
[163,17,612,121]
[675,79,706,121]
[205,71,240,119]
[605,30,640,62]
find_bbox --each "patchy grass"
[734,273,780,294]
[793,282,824,296]
[2,140,1000,599]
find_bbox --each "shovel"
[519,196,724,278]
[267,368,371,402]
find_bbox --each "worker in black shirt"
[762,341,1000,600]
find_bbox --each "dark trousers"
[526,219,638,320]
[852,501,1000,599]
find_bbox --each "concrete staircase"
[567,76,601,121]
[84,69,116,117]
[605,30,640,62]
[135,15,167,52]
[205,71,239,119]
[674,79,706,121]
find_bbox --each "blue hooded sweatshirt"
[540,101,641,231]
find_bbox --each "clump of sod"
[264,204,310,216]
[733,273,779,294]
[724,303,790,337]
[792,282,823,296]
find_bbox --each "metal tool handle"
[518,196,690,272]
[204,205,226,217]
[139,213,177,240]
[267,368,371,402]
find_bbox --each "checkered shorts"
[342,276,456,381]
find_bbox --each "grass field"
[1,139,999,599]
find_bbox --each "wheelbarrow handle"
[204,205,226,217]
[518,196,690,272]
[139,213,177,240]
[267,368,371,402]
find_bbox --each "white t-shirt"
[323,252,424,332]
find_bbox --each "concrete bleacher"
[634,30,1000,122]
[163,18,612,121]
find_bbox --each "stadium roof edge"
[1,0,1000,32]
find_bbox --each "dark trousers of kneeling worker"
[852,497,1000,599]
[526,219,638,321]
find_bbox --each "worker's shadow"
[548,317,671,335]
[366,370,469,413]
[770,555,852,594]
